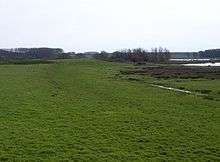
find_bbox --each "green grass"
[0,59,55,65]
[151,78,220,100]
[0,59,219,161]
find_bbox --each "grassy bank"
[0,59,219,161]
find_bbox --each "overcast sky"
[0,0,219,52]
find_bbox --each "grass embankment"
[0,59,219,161]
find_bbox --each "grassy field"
[0,59,219,161]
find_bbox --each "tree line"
[0,47,171,63]
[0,48,65,60]
[1,47,219,62]
[199,49,220,59]
[95,47,171,63]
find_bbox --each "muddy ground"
[121,66,220,79]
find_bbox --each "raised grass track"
[0,59,219,161]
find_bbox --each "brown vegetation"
[121,66,220,79]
